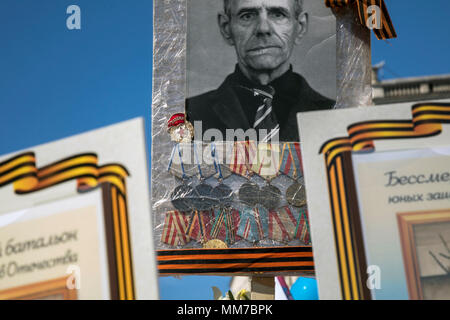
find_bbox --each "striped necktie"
[253,86,279,142]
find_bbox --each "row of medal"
[161,141,310,247]
[161,205,310,247]
[167,141,307,208]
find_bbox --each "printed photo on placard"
[185,0,336,142]
[298,100,450,300]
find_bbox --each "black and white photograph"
[185,0,336,142]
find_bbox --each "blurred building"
[372,64,450,104]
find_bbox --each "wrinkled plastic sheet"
[150,0,370,276]
[334,5,372,109]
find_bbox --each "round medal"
[211,183,233,206]
[238,182,260,207]
[170,184,195,212]
[259,184,282,210]
[286,181,307,207]
[203,239,228,249]
[193,183,218,211]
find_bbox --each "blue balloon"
[290,277,319,300]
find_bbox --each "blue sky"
[0,0,153,153]
[0,0,449,300]
[372,0,450,79]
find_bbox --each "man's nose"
[255,13,272,36]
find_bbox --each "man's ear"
[218,12,234,46]
[294,11,308,45]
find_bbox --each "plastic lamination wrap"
[151,0,187,218]
[151,139,314,275]
[334,5,372,109]
[151,4,313,276]
[159,141,311,246]
[150,0,358,276]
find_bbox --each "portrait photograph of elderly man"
[186,0,336,142]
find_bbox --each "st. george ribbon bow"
[325,0,397,40]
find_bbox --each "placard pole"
[250,277,275,300]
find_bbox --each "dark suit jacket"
[186,68,335,142]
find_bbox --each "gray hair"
[223,0,304,18]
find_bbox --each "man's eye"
[240,12,256,21]
[269,11,287,20]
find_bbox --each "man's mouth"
[248,45,280,51]
[247,46,280,55]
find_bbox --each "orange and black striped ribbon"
[157,246,314,275]
[0,152,129,194]
[319,102,450,299]
[321,154,364,299]
[320,103,450,168]
[0,151,135,300]
[109,183,135,300]
[325,0,397,40]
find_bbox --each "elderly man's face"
[222,0,305,73]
